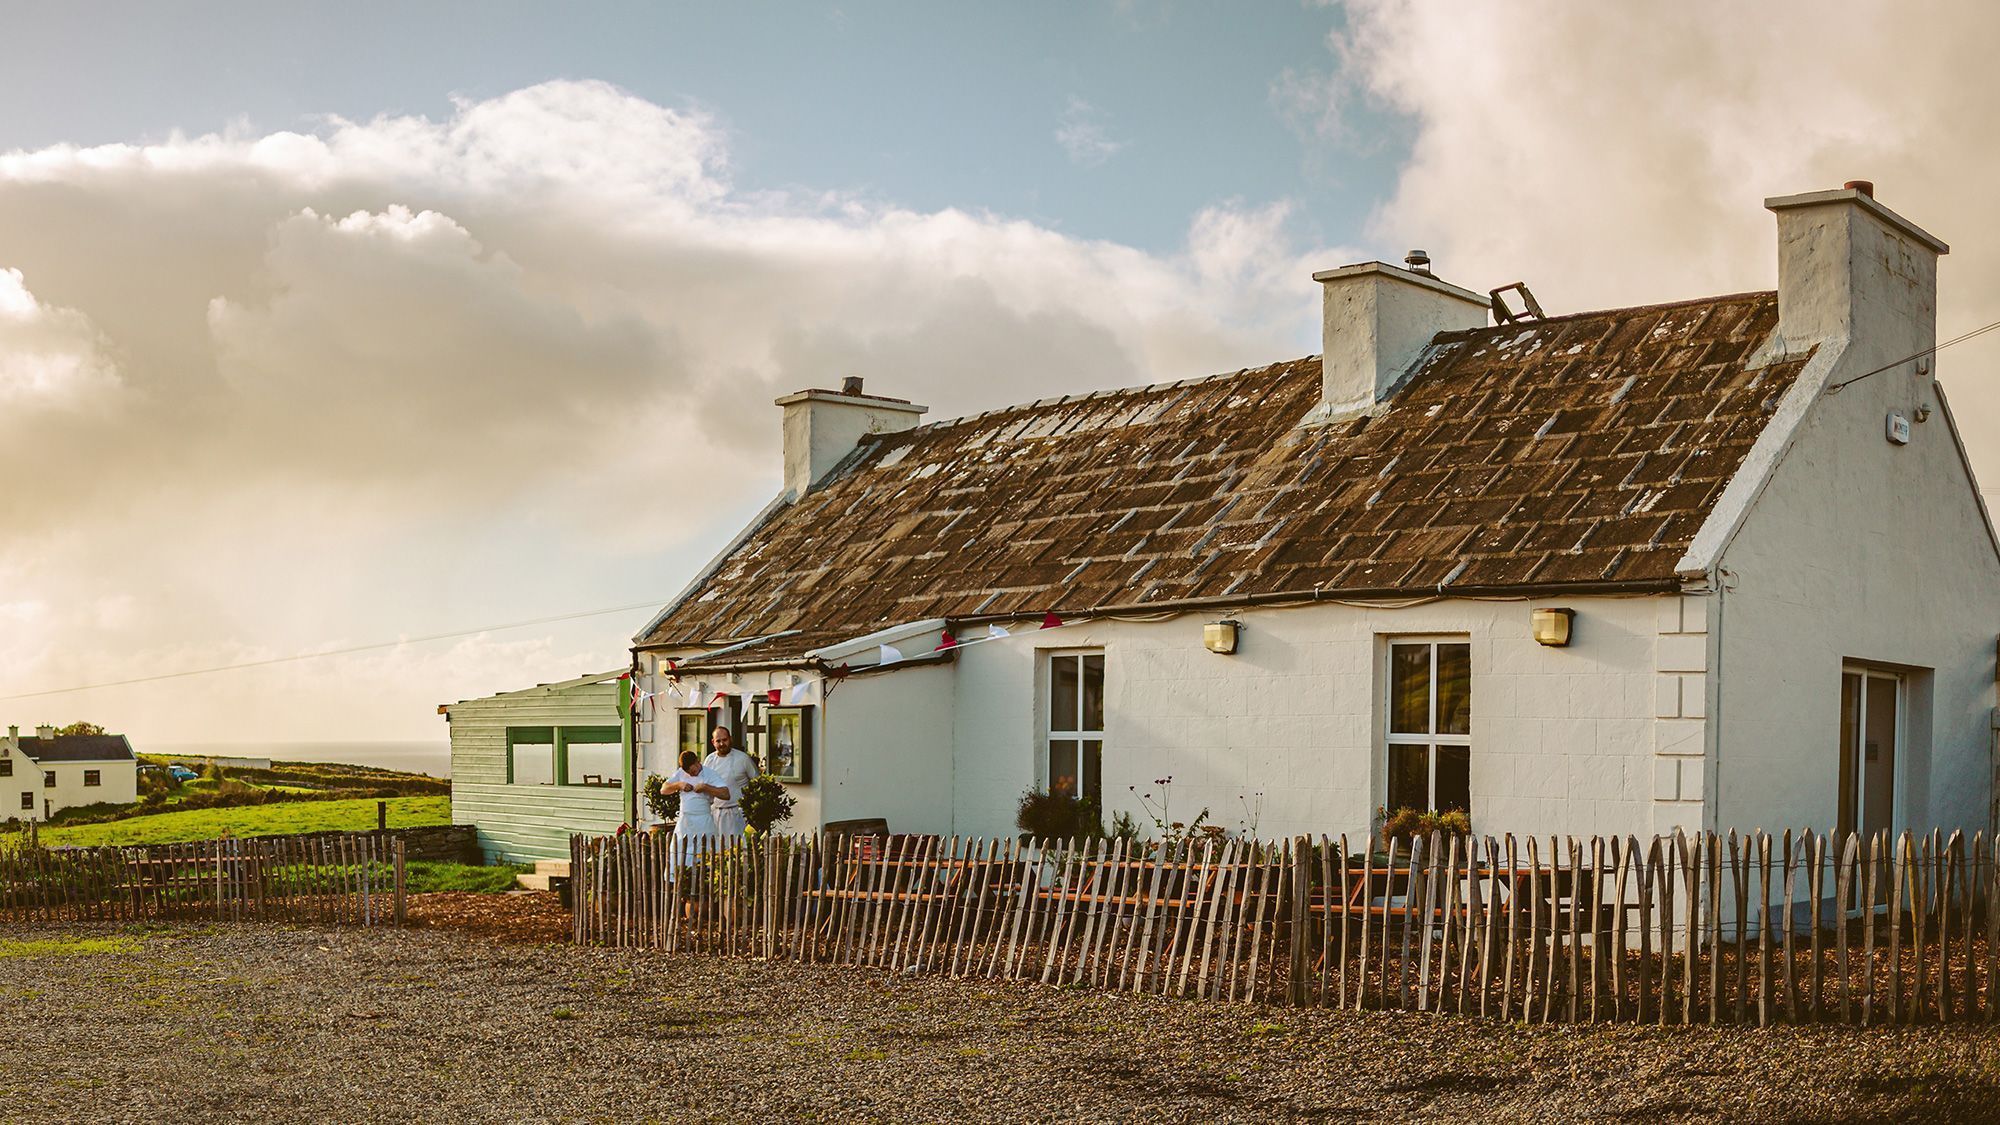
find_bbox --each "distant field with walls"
[31,796,451,846]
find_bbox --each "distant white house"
[1,724,139,821]
[627,182,2000,846]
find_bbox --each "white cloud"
[1054,96,1130,168]
[0,79,1333,740]
[1300,0,2000,487]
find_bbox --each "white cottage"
[630,183,2000,846]
[1,724,139,821]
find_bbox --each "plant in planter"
[1377,805,1472,851]
[739,775,796,835]
[1015,788,1103,841]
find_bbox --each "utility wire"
[0,598,669,702]
[1825,317,2000,393]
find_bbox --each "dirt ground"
[2,909,1998,1124]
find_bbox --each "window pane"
[1389,644,1432,734]
[1051,656,1080,731]
[1081,654,1105,733]
[1081,739,1102,805]
[1436,643,1471,735]
[1435,746,1470,814]
[1387,744,1429,813]
[1048,740,1079,799]
[565,741,621,787]
[1861,675,1897,840]
[513,743,555,786]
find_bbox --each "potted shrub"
[1015,788,1103,842]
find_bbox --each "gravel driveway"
[1,920,1995,1124]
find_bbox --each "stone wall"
[248,824,482,865]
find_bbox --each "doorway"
[1837,666,1901,844]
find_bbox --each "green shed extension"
[444,669,631,863]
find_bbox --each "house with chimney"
[626,183,1999,846]
[1,724,139,822]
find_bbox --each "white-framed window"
[1384,638,1471,815]
[1045,650,1105,805]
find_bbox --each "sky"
[1,1,1997,744]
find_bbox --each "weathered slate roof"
[19,734,135,762]
[641,292,1807,660]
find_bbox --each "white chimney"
[1311,260,1490,420]
[1766,181,1947,364]
[774,377,928,498]
[34,724,55,741]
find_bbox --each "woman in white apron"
[666,750,730,867]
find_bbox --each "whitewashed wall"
[37,758,137,814]
[1714,369,1999,838]
[947,595,1676,843]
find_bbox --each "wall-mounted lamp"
[1203,619,1240,654]
[1531,607,1575,647]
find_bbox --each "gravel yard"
[2,916,1998,1124]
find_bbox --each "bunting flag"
[879,643,904,665]
[787,679,811,704]
[1041,611,1064,630]
[935,631,957,651]
[766,688,782,705]
[987,623,1010,640]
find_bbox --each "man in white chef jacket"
[703,724,761,837]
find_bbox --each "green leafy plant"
[739,775,796,835]
[1015,788,1103,841]
[642,774,681,823]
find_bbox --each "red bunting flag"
[935,631,957,651]
[766,688,782,705]
[1041,612,1064,630]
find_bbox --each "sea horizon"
[151,740,451,778]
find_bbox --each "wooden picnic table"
[1307,860,1616,928]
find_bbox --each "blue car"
[168,765,199,783]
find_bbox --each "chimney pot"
[1404,249,1432,274]
[1843,179,1874,198]
[840,375,865,395]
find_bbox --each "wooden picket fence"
[573,827,2000,1025]
[0,833,406,927]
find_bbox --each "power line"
[0,598,667,702]
[1825,317,2000,393]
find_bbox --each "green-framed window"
[507,727,556,786]
[562,726,623,787]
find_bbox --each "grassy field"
[32,796,450,847]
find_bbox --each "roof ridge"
[895,356,1317,437]
[1434,289,1777,340]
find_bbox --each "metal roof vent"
[1404,249,1432,274]
[840,375,865,395]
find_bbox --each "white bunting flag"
[879,643,904,665]
[788,679,811,704]
[988,623,1010,640]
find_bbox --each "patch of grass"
[35,796,451,847]
[551,1008,576,1021]
[401,861,531,894]
[845,1047,888,1063]
[0,935,143,959]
